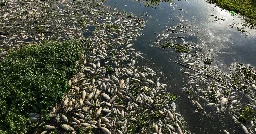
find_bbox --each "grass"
[208,0,256,27]
[0,40,84,133]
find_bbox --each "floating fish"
[61,124,74,131]
[101,127,111,134]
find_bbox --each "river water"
[105,0,256,133]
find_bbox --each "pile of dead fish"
[0,0,107,58]
[5,0,192,133]
[156,20,256,133]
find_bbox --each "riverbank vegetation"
[0,40,84,133]
[208,0,256,27]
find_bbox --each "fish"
[126,44,133,48]
[82,90,87,100]
[45,125,56,130]
[61,114,68,122]
[101,127,111,134]
[61,124,74,131]
[96,107,102,116]
[102,93,110,100]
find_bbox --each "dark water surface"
[105,0,256,133]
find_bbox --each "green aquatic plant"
[186,89,193,95]
[174,44,189,53]
[106,66,115,75]
[0,40,84,133]
[106,24,120,31]
[160,41,173,49]
[207,0,256,26]
[169,94,177,102]
[238,106,256,123]
[160,40,189,52]
[141,0,173,8]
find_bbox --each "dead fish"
[102,82,107,90]
[79,98,84,105]
[41,131,47,134]
[97,61,100,68]
[187,62,194,66]
[126,70,133,76]
[61,114,68,122]
[101,117,110,123]
[167,110,175,121]
[223,130,230,134]
[70,122,77,125]
[175,123,183,134]
[72,117,80,124]
[68,99,73,106]
[207,103,216,106]
[68,80,72,86]
[82,107,90,112]
[102,93,110,100]
[92,63,97,69]
[88,92,94,100]
[119,79,125,87]
[117,129,123,134]
[241,124,249,134]
[109,95,116,103]
[101,127,111,134]
[146,79,154,84]
[82,90,87,100]
[167,124,175,131]
[121,110,125,118]
[98,80,102,86]
[92,78,96,84]
[45,125,56,130]
[194,100,203,110]
[102,108,111,113]
[61,124,74,131]
[126,44,133,48]
[139,72,146,79]
[81,123,91,127]
[85,101,92,106]
[95,89,101,99]
[111,75,119,82]
[96,107,102,116]
[131,60,135,66]
[153,122,159,133]
[252,84,256,90]
[221,97,228,105]
[90,120,98,125]
[74,86,79,91]
[231,100,238,104]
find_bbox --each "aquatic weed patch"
[161,42,189,53]
[208,0,256,27]
[137,0,173,7]
[0,40,84,133]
